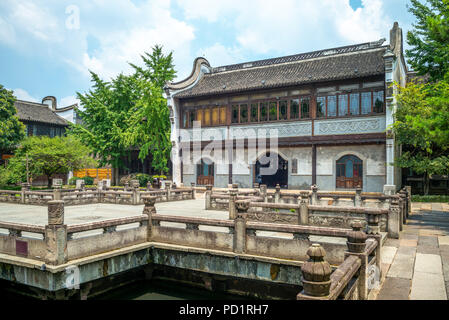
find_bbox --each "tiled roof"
[14,100,69,126]
[175,41,388,98]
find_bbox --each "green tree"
[406,0,449,81]
[392,75,449,194]
[0,85,26,153]
[0,136,97,187]
[71,45,175,184]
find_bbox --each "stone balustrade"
[0,184,195,207]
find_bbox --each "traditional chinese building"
[165,23,408,193]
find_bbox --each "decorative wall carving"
[315,116,385,135]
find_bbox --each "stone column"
[205,184,213,210]
[310,185,318,205]
[346,221,368,300]
[299,191,309,225]
[229,184,238,220]
[274,184,281,203]
[354,187,362,207]
[143,196,157,240]
[297,244,332,300]
[21,182,30,204]
[233,200,250,254]
[45,200,68,265]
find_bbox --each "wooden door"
[197,160,214,186]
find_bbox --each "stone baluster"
[388,196,401,239]
[205,184,213,210]
[274,184,281,203]
[310,185,318,205]
[45,200,68,265]
[297,244,332,300]
[146,181,152,191]
[299,191,309,225]
[259,184,267,203]
[190,182,196,199]
[354,187,362,207]
[229,183,238,220]
[345,221,368,300]
[53,185,62,201]
[124,181,129,192]
[399,188,408,224]
[143,196,157,240]
[21,182,30,204]
[163,181,170,201]
[405,186,412,217]
[366,212,382,281]
[234,200,250,254]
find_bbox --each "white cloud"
[196,43,244,67]
[12,88,38,102]
[59,95,80,107]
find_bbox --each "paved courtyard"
[376,202,449,300]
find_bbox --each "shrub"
[136,173,151,187]
[83,176,94,185]
[411,195,449,203]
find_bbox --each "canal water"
[94,280,251,300]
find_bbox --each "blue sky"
[0,0,415,108]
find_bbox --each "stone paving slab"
[377,277,411,300]
[384,238,400,248]
[387,254,415,279]
[418,235,439,247]
[409,271,447,300]
[399,239,418,247]
[417,246,441,255]
[396,246,416,256]
[439,236,449,246]
[381,246,398,265]
[414,253,443,274]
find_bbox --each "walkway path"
[376,202,449,300]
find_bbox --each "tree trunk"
[424,172,430,195]
[47,175,52,189]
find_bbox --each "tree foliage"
[70,45,175,178]
[0,85,26,153]
[0,136,97,187]
[406,0,449,81]
[392,76,449,193]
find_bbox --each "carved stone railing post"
[405,186,412,217]
[229,184,238,220]
[130,180,140,205]
[310,185,318,205]
[53,186,62,201]
[388,197,401,239]
[354,187,362,207]
[143,196,157,240]
[399,189,408,224]
[205,185,213,210]
[234,200,250,254]
[190,182,196,199]
[162,181,169,201]
[346,221,368,300]
[45,200,68,265]
[297,244,332,300]
[21,182,30,204]
[274,184,281,203]
[124,181,130,192]
[366,213,382,280]
[259,184,267,203]
[299,191,309,225]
